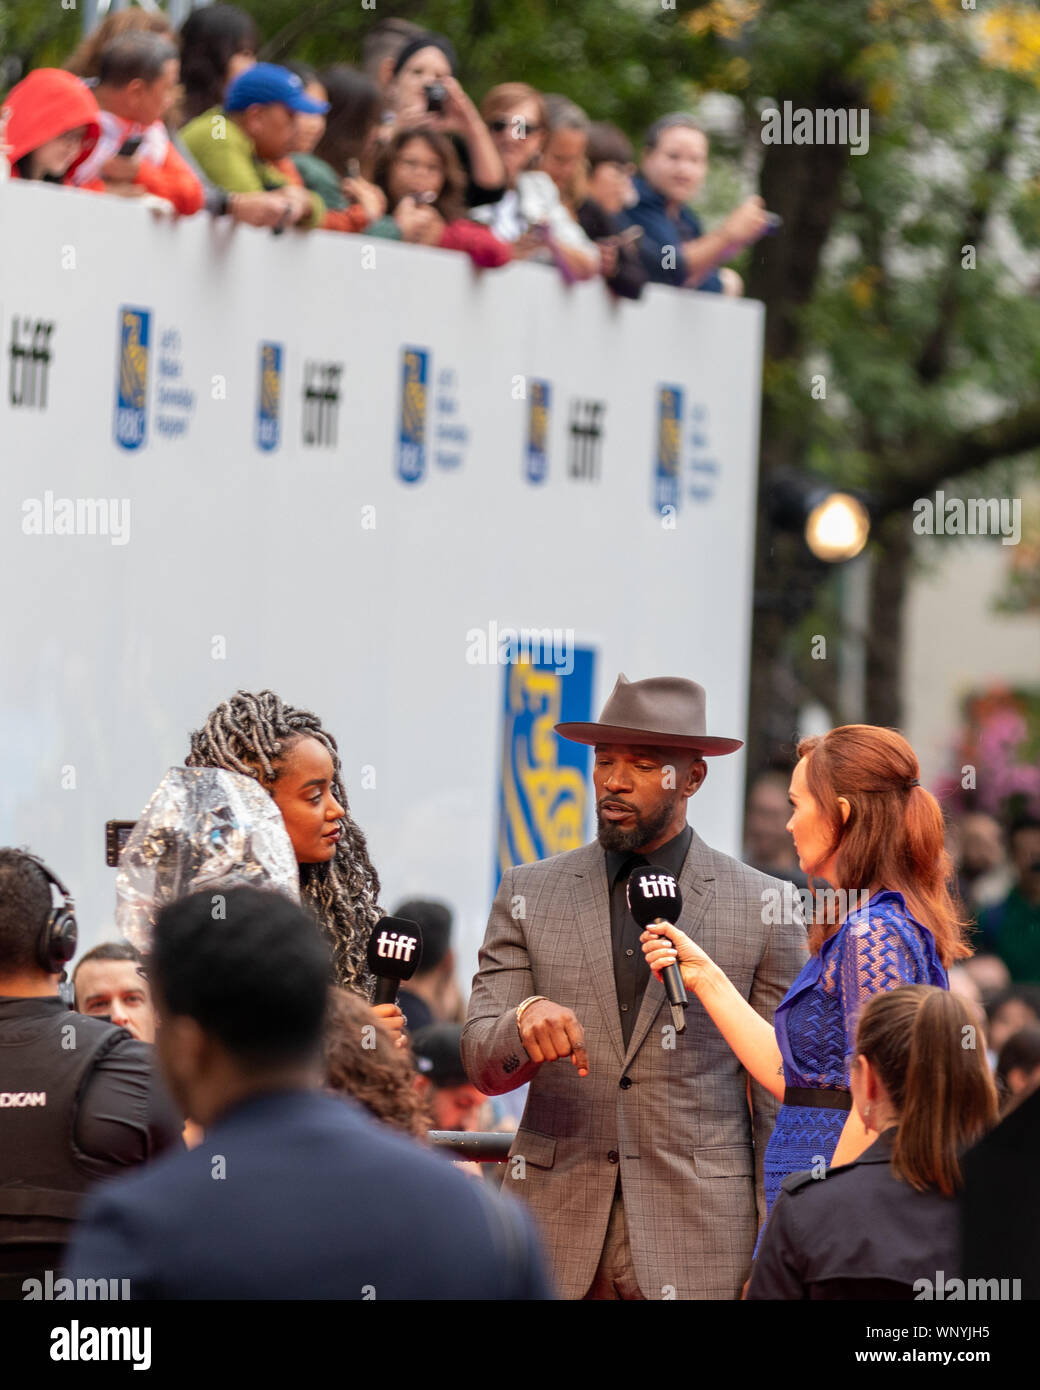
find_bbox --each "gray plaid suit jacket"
[462,827,808,1300]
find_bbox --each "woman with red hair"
[643,724,971,1227]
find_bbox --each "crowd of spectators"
[0,7,772,293]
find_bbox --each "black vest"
[0,1003,131,1247]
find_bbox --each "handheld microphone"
[626,865,687,1034]
[366,916,423,1007]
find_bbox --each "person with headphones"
[0,848,182,1299]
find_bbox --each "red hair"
[798,725,971,967]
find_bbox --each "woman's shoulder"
[842,889,926,939]
[835,890,946,973]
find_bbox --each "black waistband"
[783,1086,852,1111]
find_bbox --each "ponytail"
[856,986,998,1194]
[797,726,972,966]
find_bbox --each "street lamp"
[805,491,871,562]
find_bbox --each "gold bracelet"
[515,995,546,1027]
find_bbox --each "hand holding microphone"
[626,865,690,1033]
[639,912,716,1022]
[366,915,423,1049]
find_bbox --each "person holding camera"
[382,32,505,211]
[368,128,512,268]
[0,849,182,1298]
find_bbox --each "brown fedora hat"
[554,673,743,756]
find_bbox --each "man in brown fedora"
[462,673,807,1299]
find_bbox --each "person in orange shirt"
[71,30,204,215]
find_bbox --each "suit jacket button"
[607,1150,619,1163]
[619,1077,632,1090]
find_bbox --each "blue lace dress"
[760,890,948,1233]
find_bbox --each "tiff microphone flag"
[366,916,423,1006]
[626,865,688,1033]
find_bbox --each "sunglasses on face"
[488,118,544,137]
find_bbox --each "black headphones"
[21,852,78,974]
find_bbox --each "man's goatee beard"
[596,800,675,854]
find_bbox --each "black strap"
[784,1086,852,1111]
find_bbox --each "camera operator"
[0,849,182,1299]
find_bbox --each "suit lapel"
[569,843,626,1068]
[622,828,716,1067]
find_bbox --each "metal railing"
[427,1131,513,1163]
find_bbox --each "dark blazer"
[64,1088,552,1299]
[747,1127,960,1299]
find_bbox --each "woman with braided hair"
[185,689,405,1043]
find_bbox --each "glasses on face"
[396,156,442,175]
[488,118,543,138]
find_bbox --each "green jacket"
[180,107,324,228]
[290,151,345,211]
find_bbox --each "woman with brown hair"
[324,988,430,1140]
[368,128,512,268]
[747,985,998,1298]
[642,725,971,1226]
[469,82,601,281]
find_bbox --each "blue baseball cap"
[225,63,329,115]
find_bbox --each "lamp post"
[750,471,874,775]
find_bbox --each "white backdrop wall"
[0,181,764,979]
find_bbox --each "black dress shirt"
[605,823,693,1050]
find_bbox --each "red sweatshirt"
[439,220,513,269]
[2,68,102,188]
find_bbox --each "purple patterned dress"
[759,890,948,1233]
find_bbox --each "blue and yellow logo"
[654,384,683,515]
[397,347,429,483]
[114,307,150,451]
[257,342,283,452]
[495,649,596,886]
[525,379,551,484]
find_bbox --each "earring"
[863,1102,872,1129]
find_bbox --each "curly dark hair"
[324,987,430,1140]
[185,689,381,993]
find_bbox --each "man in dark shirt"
[621,113,770,295]
[463,674,807,1300]
[0,848,182,1297]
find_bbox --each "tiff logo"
[568,399,605,481]
[9,316,54,408]
[374,929,418,962]
[636,873,678,898]
[302,360,342,447]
